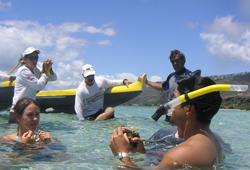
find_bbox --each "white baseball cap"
[23,47,40,57]
[82,64,95,77]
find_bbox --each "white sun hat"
[22,47,40,57]
[82,64,96,77]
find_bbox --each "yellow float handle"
[45,65,51,81]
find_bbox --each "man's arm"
[138,76,164,91]
[74,88,85,120]
[101,77,132,89]
[146,80,164,91]
[123,79,133,88]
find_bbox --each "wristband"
[114,152,129,160]
[123,79,127,85]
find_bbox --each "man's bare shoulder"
[158,134,218,168]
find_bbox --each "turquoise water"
[0,106,249,169]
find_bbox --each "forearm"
[146,80,164,91]
[74,104,85,120]
[120,157,141,169]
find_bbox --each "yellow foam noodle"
[1,80,15,87]
[107,74,146,93]
[36,89,77,97]
[37,74,147,97]
[45,65,51,81]
[179,84,231,103]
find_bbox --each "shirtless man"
[109,71,223,169]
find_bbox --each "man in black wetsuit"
[138,49,191,121]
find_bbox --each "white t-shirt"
[10,65,57,111]
[74,77,124,120]
[0,74,10,82]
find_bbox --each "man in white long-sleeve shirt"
[9,47,57,123]
[75,64,132,121]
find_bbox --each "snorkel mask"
[151,70,248,121]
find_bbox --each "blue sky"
[0,0,250,90]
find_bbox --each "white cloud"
[186,21,198,29]
[0,20,117,71]
[0,19,129,91]
[82,24,117,36]
[0,70,8,75]
[103,28,117,36]
[0,0,11,11]
[200,15,250,65]
[205,15,249,41]
[0,20,88,69]
[102,22,115,28]
[96,39,111,45]
[148,76,162,82]
[115,73,138,82]
[98,75,115,80]
[43,60,85,90]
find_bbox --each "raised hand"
[38,130,52,142]
[109,126,130,155]
[20,130,39,144]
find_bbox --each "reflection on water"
[0,107,249,169]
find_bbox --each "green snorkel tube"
[152,70,248,121]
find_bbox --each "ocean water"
[0,106,249,170]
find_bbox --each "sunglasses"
[171,58,182,64]
[26,55,38,61]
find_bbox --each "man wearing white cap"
[9,47,57,123]
[74,64,133,121]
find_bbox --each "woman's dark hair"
[14,97,40,117]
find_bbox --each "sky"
[0,0,250,91]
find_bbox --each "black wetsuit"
[161,68,191,121]
[162,67,191,98]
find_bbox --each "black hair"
[179,77,222,124]
[169,49,186,62]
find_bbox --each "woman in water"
[0,97,54,144]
